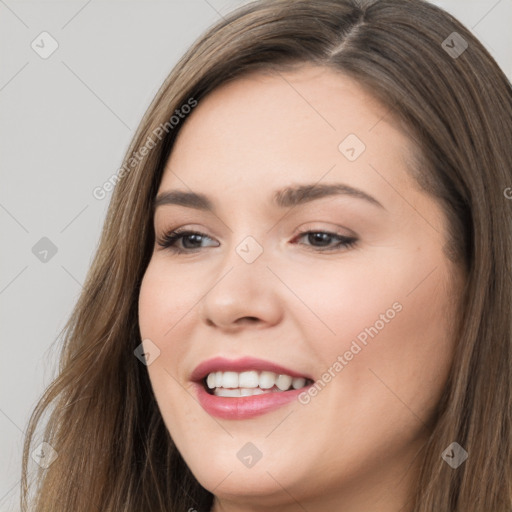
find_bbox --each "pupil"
[310,233,331,246]
[184,234,202,248]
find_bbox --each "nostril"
[238,316,259,324]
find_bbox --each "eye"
[292,230,357,252]
[156,228,358,254]
[156,229,218,254]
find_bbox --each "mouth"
[191,356,314,419]
[202,370,313,397]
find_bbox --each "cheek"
[283,255,457,480]
[138,259,196,339]
[286,247,456,412]
[137,263,200,429]
[137,260,195,400]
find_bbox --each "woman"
[21,0,512,510]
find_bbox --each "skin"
[138,64,465,512]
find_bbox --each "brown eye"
[157,230,219,253]
[293,230,357,251]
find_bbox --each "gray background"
[1,1,510,510]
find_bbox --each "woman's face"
[138,65,464,511]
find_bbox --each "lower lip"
[194,382,308,420]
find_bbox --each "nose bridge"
[199,230,283,329]
[215,231,270,301]
[234,234,266,266]
[217,210,272,274]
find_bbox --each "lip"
[194,382,311,419]
[190,356,314,420]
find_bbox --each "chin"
[177,436,312,501]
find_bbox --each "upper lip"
[190,356,313,382]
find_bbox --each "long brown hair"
[21,0,512,510]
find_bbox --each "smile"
[191,356,314,419]
[205,370,311,396]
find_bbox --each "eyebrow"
[152,182,385,212]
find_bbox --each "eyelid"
[292,221,356,238]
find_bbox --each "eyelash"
[156,228,357,254]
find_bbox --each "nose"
[199,242,284,332]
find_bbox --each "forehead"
[175,65,388,141]
[159,64,417,204]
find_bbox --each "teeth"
[240,387,265,396]
[215,388,242,397]
[238,371,259,388]
[205,370,309,394]
[222,371,239,388]
[276,374,292,391]
[259,371,276,389]
[214,387,268,397]
[292,377,306,389]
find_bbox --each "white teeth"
[238,370,259,388]
[259,371,276,389]
[292,377,306,389]
[206,373,216,389]
[215,388,241,397]
[214,387,268,397]
[239,387,265,396]
[222,371,239,389]
[276,374,292,391]
[204,370,310,395]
